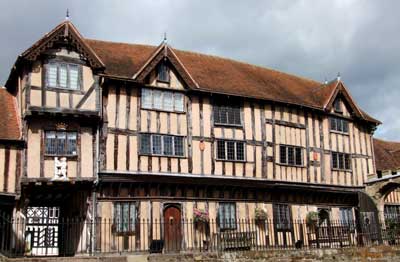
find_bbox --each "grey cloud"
[0,0,399,140]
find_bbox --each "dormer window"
[46,62,81,90]
[157,61,170,82]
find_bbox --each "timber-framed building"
[0,20,384,255]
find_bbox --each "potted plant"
[193,208,209,224]
[306,211,319,229]
[255,207,268,222]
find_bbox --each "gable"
[21,21,104,70]
[146,60,186,90]
[324,81,364,119]
[134,43,198,89]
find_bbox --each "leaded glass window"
[218,203,236,230]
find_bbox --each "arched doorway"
[163,204,182,252]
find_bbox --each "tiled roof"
[85,39,379,124]
[373,138,400,172]
[0,88,21,141]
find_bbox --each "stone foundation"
[4,246,400,262]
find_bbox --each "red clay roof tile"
[0,88,21,141]
[373,138,400,172]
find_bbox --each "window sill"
[141,107,186,114]
[215,159,246,163]
[46,86,84,94]
[44,155,78,159]
[214,123,243,128]
[139,153,186,159]
[277,163,305,168]
[113,231,136,236]
[332,168,352,172]
[330,130,349,136]
[156,79,171,84]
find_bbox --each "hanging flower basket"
[194,208,209,224]
[306,211,319,229]
[255,207,268,222]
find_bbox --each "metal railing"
[1,215,400,257]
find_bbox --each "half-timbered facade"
[1,20,382,254]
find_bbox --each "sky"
[0,0,399,140]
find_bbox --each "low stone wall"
[4,246,400,262]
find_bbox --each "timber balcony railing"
[1,215,400,257]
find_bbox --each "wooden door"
[164,205,182,252]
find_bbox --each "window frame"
[331,151,352,171]
[218,202,237,230]
[279,145,304,167]
[141,88,185,113]
[215,139,246,162]
[44,130,78,157]
[330,117,349,134]
[213,100,243,127]
[333,99,343,113]
[139,133,186,157]
[113,202,137,235]
[273,204,292,231]
[156,61,170,83]
[45,61,82,91]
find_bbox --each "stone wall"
[5,246,400,262]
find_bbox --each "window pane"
[233,107,241,125]
[342,120,349,133]
[129,204,136,230]
[236,142,244,161]
[226,141,235,160]
[219,106,227,124]
[217,141,225,159]
[69,65,79,90]
[141,89,152,109]
[140,134,151,154]
[213,105,221,123]
[227,108,235,125]
[330,118,337,131]
[59,64,68,88]
[288,147,294,165]
[332,153,338,169]
[295,148,302,165]
[115,203,122,232]
[174,93,184,112]
[157,62,169,82]
[163,136,173,155]
[122,203,129,232]
[47,64,58,87]
[153,90,163,110]
[163,92,173,111]
[345,154,351,170]
[152,135,162,154]
[338,153,344,169]
[174,136,184,156]
[45,131,56,154]
[66,132,77,155]
[280,145,287,164]
[56,132,66,155]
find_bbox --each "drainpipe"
[91,76,102,255]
